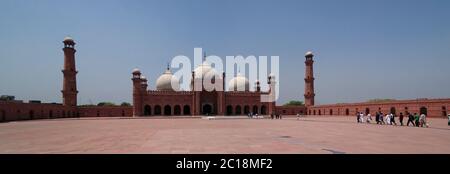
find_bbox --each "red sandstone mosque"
[0,37,449,122]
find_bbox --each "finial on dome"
[203,51,206,61]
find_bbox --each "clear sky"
[1,0,449,105]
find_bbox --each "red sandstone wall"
[275,106,307,115]
[0,101,76,122]
[78,106,133,117]
[308,99,450,117]
[225,92,268,115]
[0,101,133,122]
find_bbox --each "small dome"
[63,36,74,42]
[228,73,249,91]
[156,69,180,91]
[305,51,314,57]
[269,73,275,78]
[132,68,141,74]
[193,61,213,79]
[140,75,147,81]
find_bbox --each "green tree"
[97,102,116,106]
[283,100,304,106]
[120,102,131,106]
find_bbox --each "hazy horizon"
[1,0,450,105]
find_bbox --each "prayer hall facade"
[0,38,449,122]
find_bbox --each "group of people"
[270,113,283,119]
[356,111,428,127]
[247,112,263,119]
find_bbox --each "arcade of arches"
[140,104,270,116]
[308,99,450,117]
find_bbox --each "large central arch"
[202,104,213,115]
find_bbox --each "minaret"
[268,74,276,115]
[132,68,144,116]
[304,51,315,107]
[62,37,78,106]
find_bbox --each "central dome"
[228,73,249,91]
[193,61,214,79]
[156,69,180,91]
[192,61,222,85]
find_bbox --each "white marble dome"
[156,69,180,91]
[63,36,74,42]
[132,68,141,74]
[193,61,214,79]
[305,51,314,57]
[193,61,222,80]
[228,73,249,91]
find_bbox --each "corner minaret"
[62,37,78,106]
[304,51,315,107]
[132,68,144,116]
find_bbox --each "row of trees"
[283,100,304,106]
[79,102,131,107]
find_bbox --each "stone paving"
[0,116,449,154]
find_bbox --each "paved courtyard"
[0,116,449,154]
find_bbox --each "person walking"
[399,112,404,126]
[419,113,427,128]
[380,113,385,125]
[356,112,360,123]
[375,112,380,124]
[391,113,397,126]
[367,113,372,123]
[414,113,420,127]
[407,112,415,126]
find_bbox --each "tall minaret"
[132,68,144,116]
[304,51,315,107]
[62,37,78,106]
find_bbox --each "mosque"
[130,57,279,116]
[0,37,449,122]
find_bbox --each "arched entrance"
[345,109,349,115]
[174,105,181,115]
[420,107,427,115]
[442,106,447,117]
[329,109,333,115]
[49,110,53,118]
[144,105,151,116]
[390,107,396,115]
[365,108,370,115]
[235,106,242,115]
[244,105,250,115]
[183,105,191,115]
[29,110,34,120]
[203,104,213,115]
[261,106,267,115]
[1,110,5,122]
[226,105,233,115]
[164,105,171,116]
[154,105,161,115]
[253,106,258,114]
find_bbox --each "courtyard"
[0,116,449,154]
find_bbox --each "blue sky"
[0,0,449,105]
